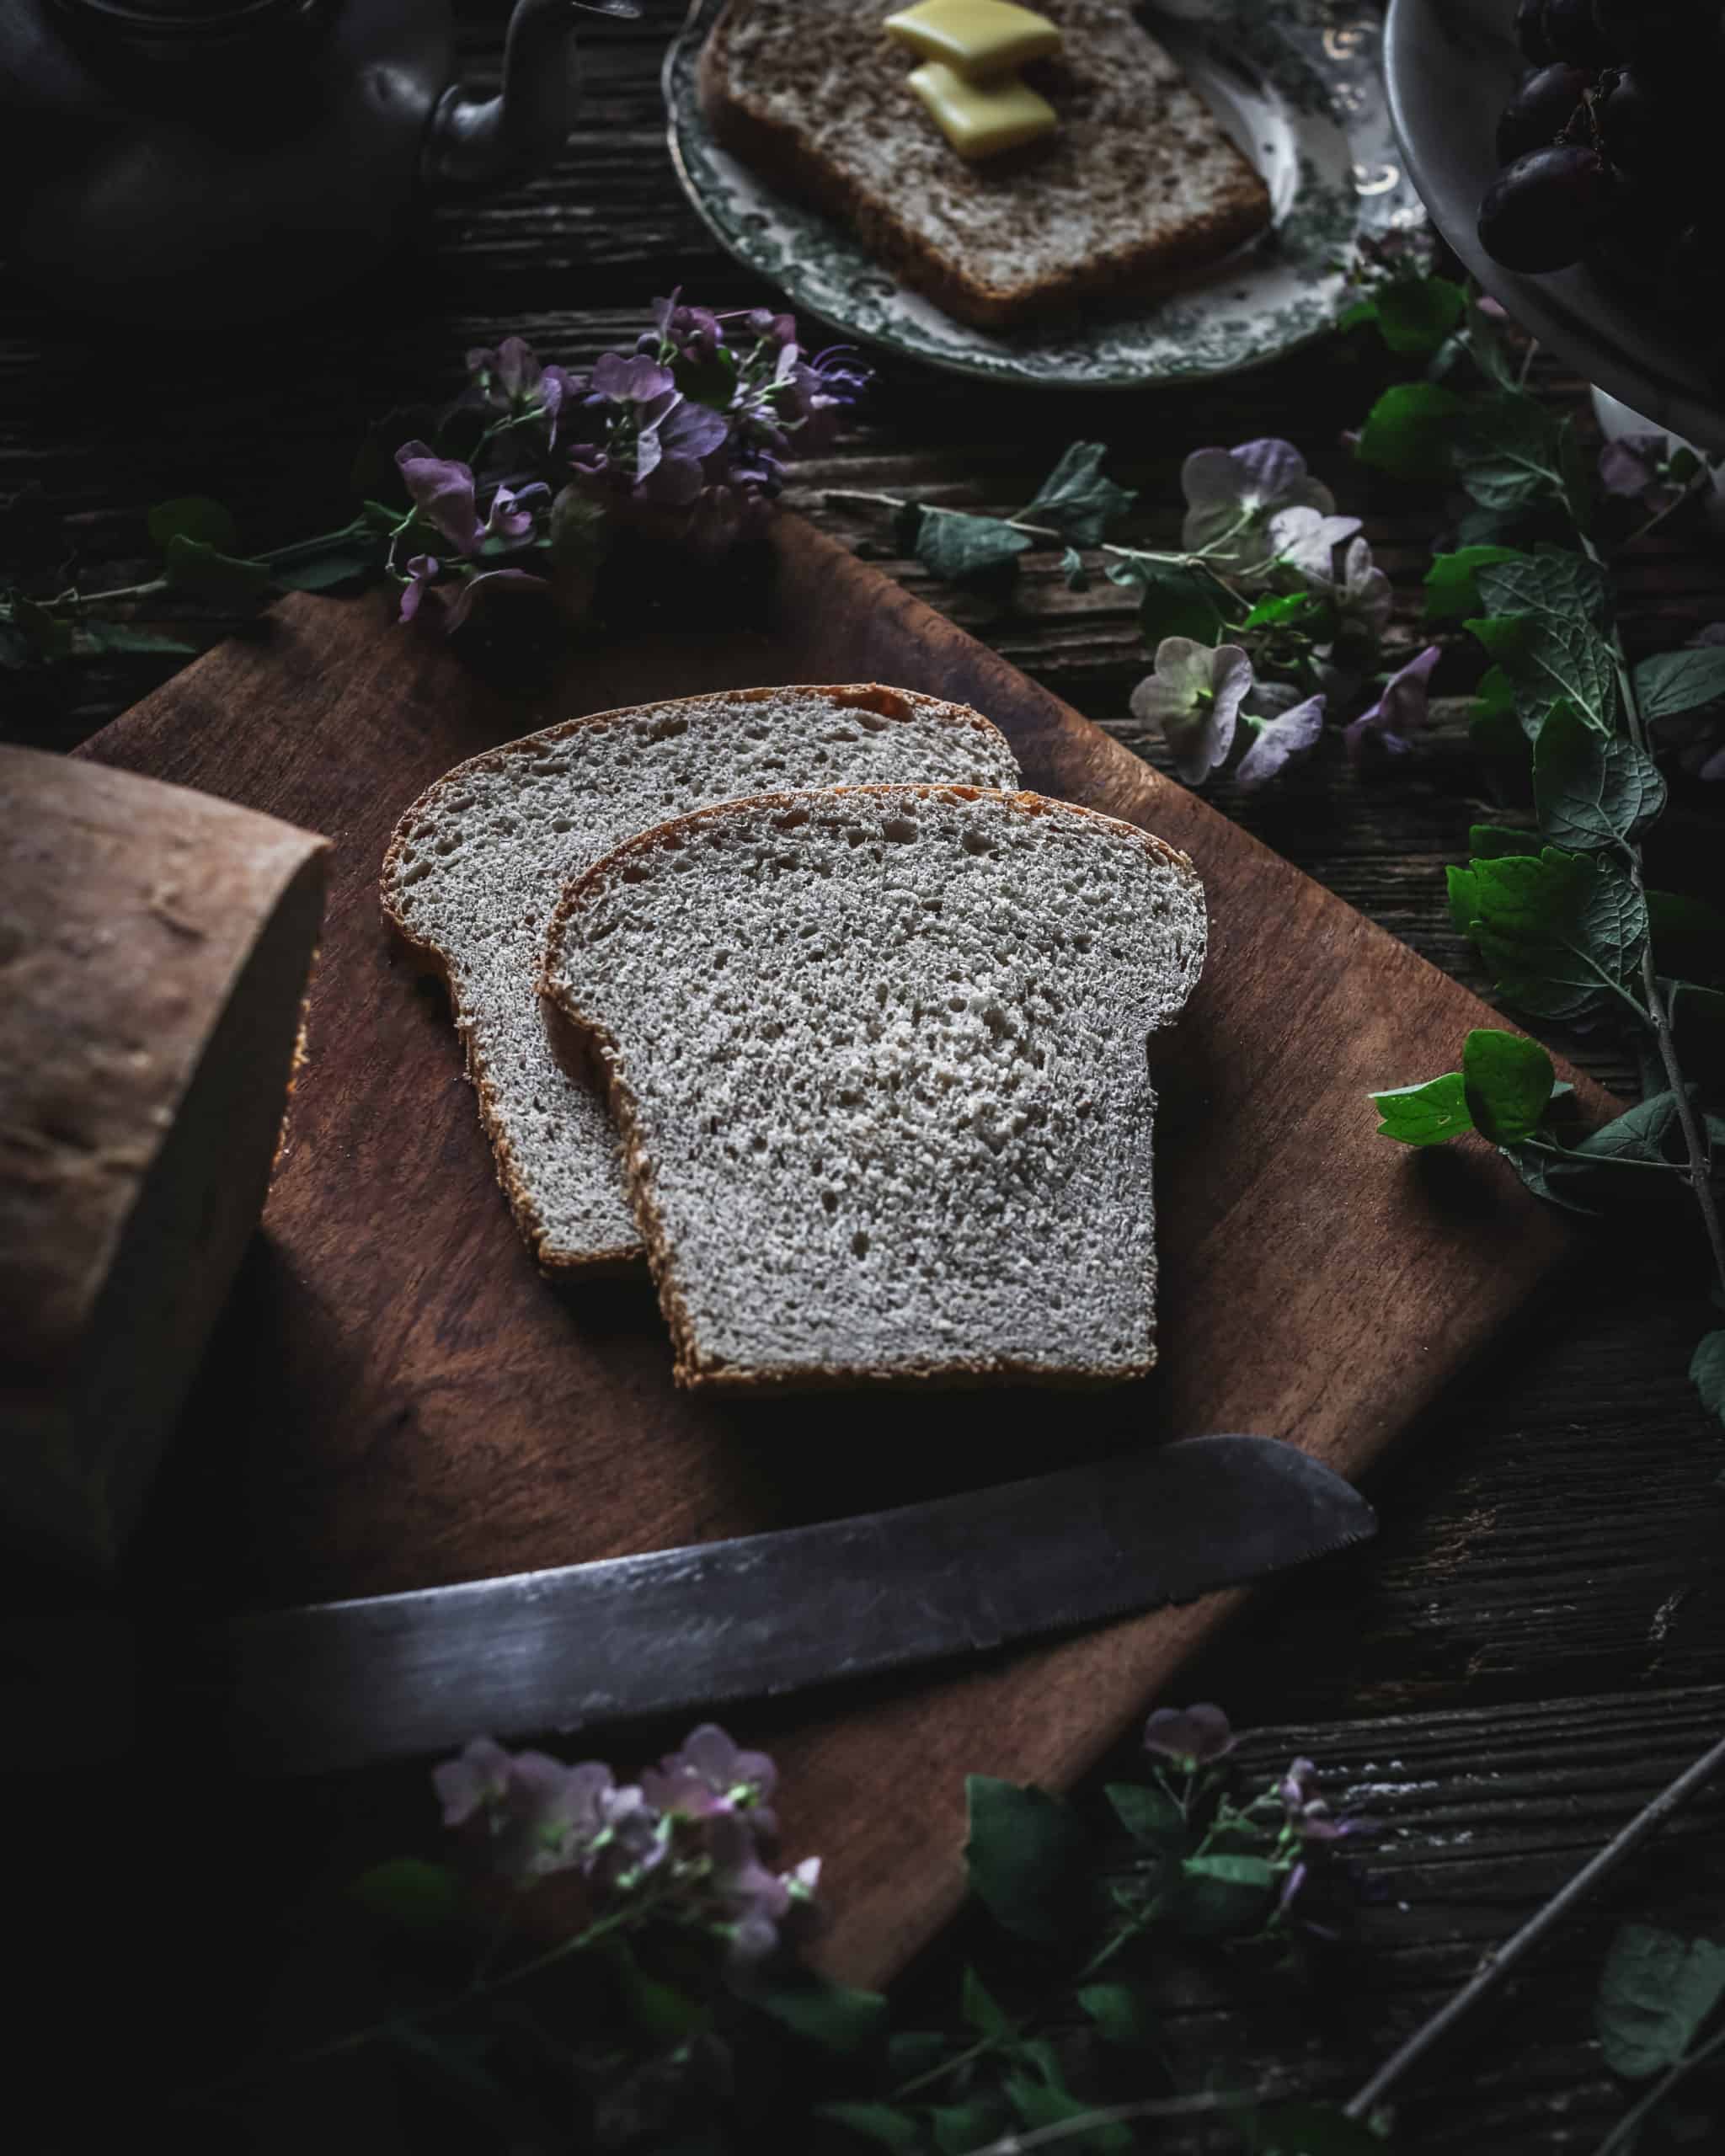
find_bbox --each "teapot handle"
[424,0,580,193]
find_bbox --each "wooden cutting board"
[82,515,1592,1987]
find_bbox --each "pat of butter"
[908,60,1056,160]
[884,0,1062,78]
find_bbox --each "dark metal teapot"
[1,0,592,322]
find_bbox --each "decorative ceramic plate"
[663,0,1422,392]
[1385,0,1725,451]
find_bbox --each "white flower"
[1234,686,1327,791]
[1130,638,1253,785]
[1180,439,1337,572]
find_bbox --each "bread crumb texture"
[701,0,1272,327]
[548,785,1207,1390]
[381,689,1021,1271]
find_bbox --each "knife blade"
[198,1435,1375,1777]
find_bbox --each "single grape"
[1496,62,1589,163]
[1596,66,1699,178]
[1515,0,1553,65]
[1477,144,1611,272]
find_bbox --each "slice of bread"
[543,784,1207,1390]
[698,0,1272,330]
[381,688,1022,1273]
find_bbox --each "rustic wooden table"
[5,3,1724,2147]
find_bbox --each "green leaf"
[910,507,1033,588]
[1633,647,1725,722]
[1060,545,1090,592]
[756,1976,887,2056]
[1533,703,1667,851]
[1077,1979,1163,2050]
[1455,394,1567,514]
[1462,1028,1555,1145]
[1424,546,1525,623]
[1693,1333,1725,1432]
[1178,1852,1279,1935]
[1110,557,1226,644]
[271,544,378,593]
[1469,823,1542,859]
[932,2099,1008,2155]
[960,1965,1014,2041]
[1596,1924,1725,2079]
[1371,1071,1471,1147]
[1578,1091,1690,1167]
[148,494,238,555]
[1241,590,1325,632]
[814,2102,925,2153]
[72,622,199,657]
[346,1858,465,1935]
[1370,274,1467,356]
[964,1775,1087,1944]
[1354,382,1469,482]
[1471,665,1529,759]
[162,532,271,603]
[609,1942,707,2040]
[1023,441,1135,547]
[1003,2073,1133,2153]
[1648,892,1725,983]
[1451,847,1648,1025]
[1475,551,1617,735]
[1106,1780,1187,1849]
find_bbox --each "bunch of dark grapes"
[1480,0,1725,350]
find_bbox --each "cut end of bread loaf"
[380,686,1021,1275]
[545,785,1206,1393]
[698,0,1273,330]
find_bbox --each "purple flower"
[398,552,440,623]
[1130,638,1253,786]
[1181,440,1337,572]
[743,307,798,346]
[433,1737,626,1884]
[638,398,730,504]
[1333,536,1393,648]
[1264,505,1363,588]
[480,479,550,547]
[1344,643,1442,765]
[1277,1757,1377,1846]
[652,290,725,360]
[1143,1702,1236,1769]
[1599,430,1677,504]
[467,336,571,436]
[586,351,679,419]
[1234,686,1326,791]
[396,442,484,555]
[642,1723,778,1833]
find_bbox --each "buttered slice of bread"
[543,785,1207,1389]
[698,0,1272,330]
[382,689,1021,1273]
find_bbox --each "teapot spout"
[424,0,579,192]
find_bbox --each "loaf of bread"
[543,784,1207,1390]
[698,0,1272,329]
[0,748,328,1569]
[381,687,1021,1273]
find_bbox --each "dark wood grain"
[6,0,1725,2135]
[78,511,1602,1985]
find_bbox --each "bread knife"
[190,1435,1375,1775]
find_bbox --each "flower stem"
[1341,1726,1725,2123]
[1593,2020,1725,2156]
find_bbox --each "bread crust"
[381,687,1019,1278]
[697,1,1273,332]
[543,783,1203,1393]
